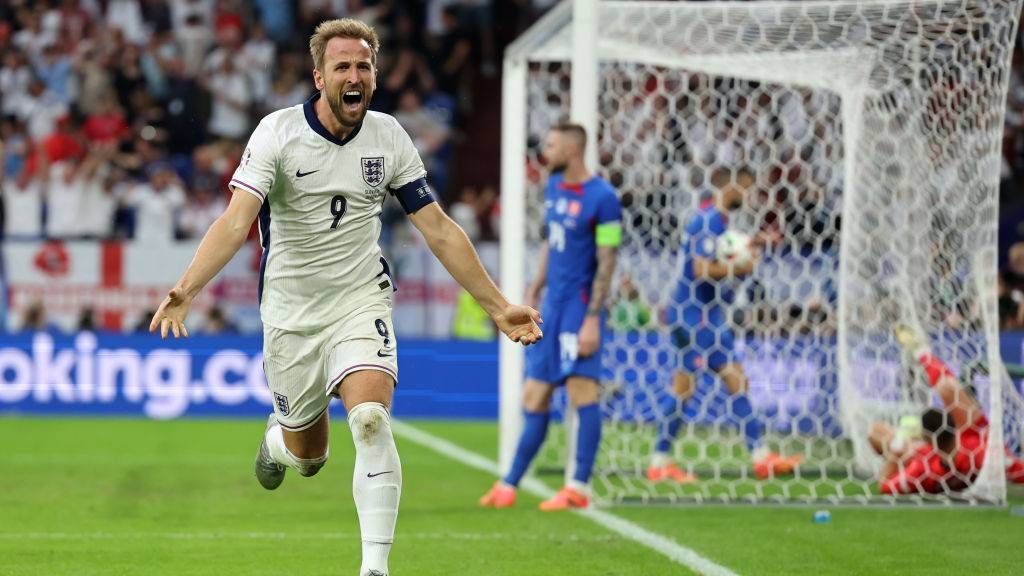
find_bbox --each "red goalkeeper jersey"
[880,414,989,495]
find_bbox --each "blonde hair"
[309,18,380,71]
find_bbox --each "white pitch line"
[391,420,740,576]
[0,532,619,543]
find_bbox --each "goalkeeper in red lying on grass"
[868,326,1024,495]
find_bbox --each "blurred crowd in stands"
[1000,38,1024,330]
[0,0,549,246]
[1,1,1024,333]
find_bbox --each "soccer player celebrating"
[870,326,1024,494]
[647,167,803,483]
[149,19,542,576]
[479,123,622,511]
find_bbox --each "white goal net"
[501,0,1023,505]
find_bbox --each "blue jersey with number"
[670,202,735,315]
[543,173,622,303]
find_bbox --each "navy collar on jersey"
[303,91,363,147]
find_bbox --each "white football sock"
[650,452,672,468]
[751,446,771,462]
[348,402,402,576]
[265,423,328,475]
[568,479,590,494]
[362,542,391,575]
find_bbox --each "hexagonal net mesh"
[514,0,1023,504]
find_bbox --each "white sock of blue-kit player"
[265,423,328,475]
[349,402,401,576]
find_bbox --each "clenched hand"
[577,315,600,358]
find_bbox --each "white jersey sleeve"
[230,118,279,201]
[386,117,434,214]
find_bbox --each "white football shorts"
[262,294,398,431]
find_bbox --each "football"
[717,230,752,263]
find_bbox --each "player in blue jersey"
[480,123,622,510]
[647,166,803,483]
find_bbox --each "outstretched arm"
[897,326,982,430]
[409,203,542,345]
[149,189,262,338]
[692,254,755,280]
[925,358,981,430]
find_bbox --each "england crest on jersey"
[361,156,385,187]
[274,392,290,416]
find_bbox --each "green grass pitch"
[1,417,1022,575]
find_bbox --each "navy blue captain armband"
[390,178,436,214]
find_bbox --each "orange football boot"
[539,486,590,511]
[478,481,517,508]
[646,463,699,484]
[753,452,804,480]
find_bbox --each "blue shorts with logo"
[668,302,735,373]
[525,295,603,385]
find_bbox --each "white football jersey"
[230,93,433,331]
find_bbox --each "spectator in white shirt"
[170,0,213,34]
[393,89,450,189]
[128,162,185,244]
[449,186,480,242]
[78,151,121,239]
[393,89,450,162]
[18,79,69,141]
[204,35,252,141]
[264,64,309,114]
[45,158,86,238]
[106,0,148,46]
[12,9,56,65]
[2,171,43,238]
[0,50,33,117]
[179,187,225,240]
[241,23,276,105]
[426,0,459,37]
[43,148,111,239]
[176,12,213,77]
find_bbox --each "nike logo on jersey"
[295,168,320,178]
[367,471,393,478]
[377,349,394,358]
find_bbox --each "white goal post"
[500,0,1023,504]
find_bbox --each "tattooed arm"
[588,245,619,317]
[578,242,620,358]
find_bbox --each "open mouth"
[342,89,363,112]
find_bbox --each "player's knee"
[522,392,548,413]
[567,378,599,406]
[522,380,553,412]
[349,402,392,444]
